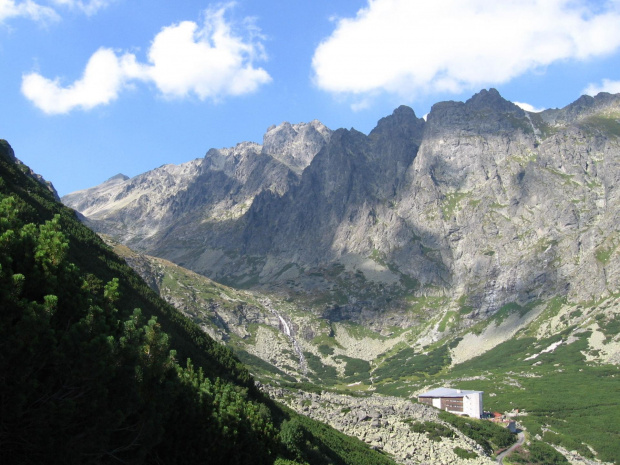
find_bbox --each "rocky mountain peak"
[262,120,332,174]
[539,91,620,126]
[369,105,425,142]
[564,92,620,115]
[202,142,262,175]
[105,173,130,185]
[109,173,129,180]
[465,87,521,113]
[426,88,530,136]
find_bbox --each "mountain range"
[64,89,620,321]
[60,88,620,464]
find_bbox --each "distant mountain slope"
[64,89,620,328]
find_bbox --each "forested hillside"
[0,139,396,465]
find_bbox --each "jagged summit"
[539,91,620,125]
[466,87,522,113]
[262,120,332,173]
[370,105,425,140]
[426,88,529,136]
[62,117,332,251]
[107,173,130,182]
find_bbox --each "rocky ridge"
[63,90,620,330]
[63,120,331,251]
[92,108,620,465]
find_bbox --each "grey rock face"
[241,105,426,265]
[63,122,332,253]
[263,120,332,174]
[63,89,620,325]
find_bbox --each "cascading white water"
[261,298,307,374]
[278,315,291,337]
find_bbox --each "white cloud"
[21,48,143,114]
[51,0,114,16]
[0,0,112,23]
[513,101,545,113]
[312,0,620,101]
[144,6,271,100]
[21,4,271,114]
[583,78,620,96]
[0,0,59,23]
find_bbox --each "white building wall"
[463,392,483,418]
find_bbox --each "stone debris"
[262,385,494,465]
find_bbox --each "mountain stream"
[260,298,307,374]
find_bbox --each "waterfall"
[261,298,307,374]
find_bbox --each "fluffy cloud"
[513,102,545,113]
[312,0,620,99]
[0,0,59,23]
[583,78,620,96]
[22,48,143,114]
[144,6,271,100]
[21,5,271,114]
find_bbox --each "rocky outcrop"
[237,89,620,317]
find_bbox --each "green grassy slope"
[449,332,620,463]
[371,313,620,464]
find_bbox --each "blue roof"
[418,387,483,398]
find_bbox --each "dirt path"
[496,432,525,464]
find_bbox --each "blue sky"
[2,0,620,197]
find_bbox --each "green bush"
[274,459,302,465]
[373,344,451,381]
[280,419,307,461]
[439,411,515,455]
[509,440,568,464]
[304,351,338,383]
[335,355,371,380]
[453,447,478,459]
[529,441,569,464]
[409,421,455,441]
[318,344,335,356]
